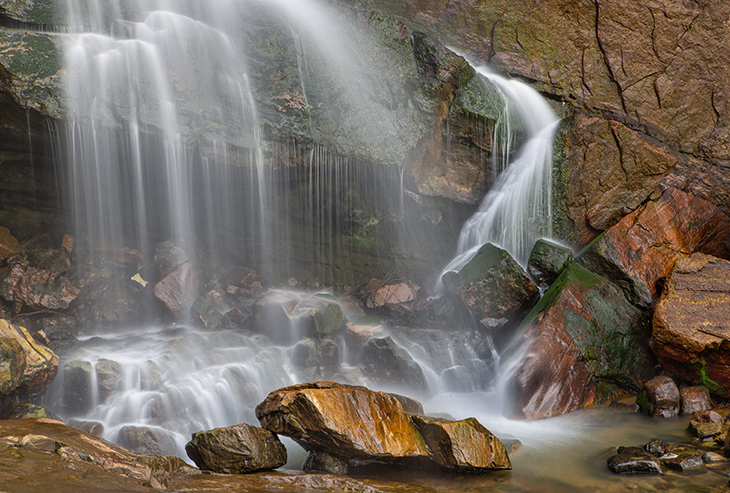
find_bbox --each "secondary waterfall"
[440,67,559,277]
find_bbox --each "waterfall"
[440,67,559,278]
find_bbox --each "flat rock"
[607,446,663,475]
[652,254,730,395]
[185,423,286,474]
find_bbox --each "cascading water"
[440,66,559,276]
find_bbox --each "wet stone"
[302,450,349,475]
[642,376,680,418]
[662,444,704,471]
[526,239,573,290]
[118,425,177,456]
[607,446,664,474]
[691,422,723,439]
[62,359,93,415]
[644,439,665,457]
[680,386,711,415]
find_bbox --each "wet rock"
[442,242,538,321]
[95,358,121,400]
[75,274,150,326]
[67,419,104,436]
[640,376,680,418]
[118,425,178,456]
[1,402,60,421]
[343,322,385,348]
[302,449,348,474]
[0,226,22,263]
[192,289,235,330]
[510,263,652,419]
[0,262,79,311]
[411,415,511,471]
[526,239,573,290]
[12,311,81,356]
[153,240,189,279]
[644,439,665,457]
[651,254,730,395]
[185,423,286,474]
[680,386,711,415]
[580,187,730,307]
[702,451,725,464]
[363,281,417,309]
[607,446,663,475]
[154,262,201,319]
[256,382,430,464]
[250,291,345,345]
[291,338,339,376]
[0,319,58,397]
[62,359,93,415]
[662,444,704,471]
[554,115,677,244]
[690,422,722,439]
[360,336,428,393]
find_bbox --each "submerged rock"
[510,263,652,419]
[186,423,287,474]
[442,242,538,321]
[580,186,730,307]
[607,446,663,475]
[651,254,730,395]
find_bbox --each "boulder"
[154,262,201,319]
[0,319,58,397]
[639,376,679,418]
[680,386,711,415]
[662,444,704,471]
[554,115,677,244]
[607,446,663,475]
[75,275,150,325]
[118,425,178,456]
[291,338,339,377]
[1,403,60,421]
[580,187,730,307]
[256,382,510,473]
[441,242,538,321]
[256,382,429,465]
[185,423,286,474]
[510,263,652,419]
[95,358,121,400]
[62,359,93,415]
[67,419,104,436]
[12,311,80,357]
[410,415,511,471]
[526,239,573,290]
[651,254,730,395]
[0,262,79,311]
[250,291,345,345]
[360,336,428,393]
[364,282,417,309]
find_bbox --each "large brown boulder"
[185,423,287,474]
[0,319,58,398]
[580,186,730,307]
[256,382,510,473]
[442,242,538,322]
[510,263,652,419]
[255,382,429,464]
[651,253,730,395]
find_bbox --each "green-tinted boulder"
[0,319,58,397]
[442,242,538,322]
[1,402,60,421]
[511,263,653,419]
[527,239,573,290]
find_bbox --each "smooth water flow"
[440,67,559,276]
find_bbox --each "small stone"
[644,439,665,457]
[702,451,726,463]
[663,444,704,471]
[642,376,680,418]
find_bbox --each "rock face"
[0,319,58,398]
[442,242,538,321]
[554,114,677,244]
[185,423,287,474]
[510,263,652,419]
[580,187,730,307]
[651,254,730,395]
[255,382,511,472]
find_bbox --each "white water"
[440,67,559,280]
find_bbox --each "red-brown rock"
[652,254,730,395]
[154,262,201,319]
[0,262,79,311]
[642,376,679,418]
[580,187,730,307]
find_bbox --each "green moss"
[635,390,653,416]
[695,360,724,396]
[457,243,508,284]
